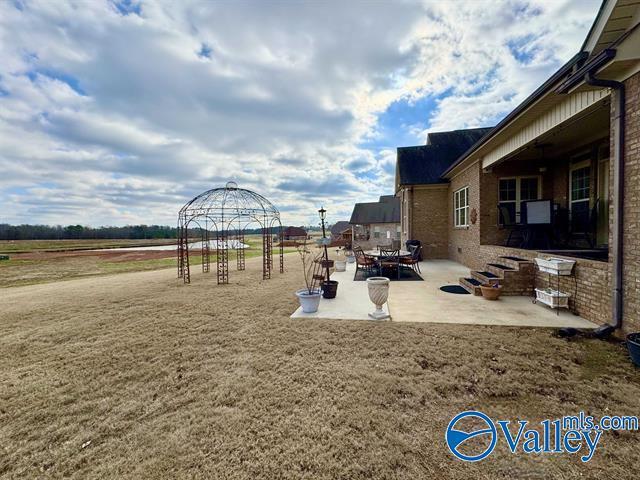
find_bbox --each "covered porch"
[480,92,612,261]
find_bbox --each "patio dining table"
[364,249,412,258]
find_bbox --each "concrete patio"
[291,259,599,329]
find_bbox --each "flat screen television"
[524,200,552,225]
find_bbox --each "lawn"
[1,256,638,479]
[0,236,297,287]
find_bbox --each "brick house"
[350,195,401,249]
[395,0,640,333]
[396,127,492,258]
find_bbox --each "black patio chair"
[498,204,523,247]
[400,244,422,273]
[353,247,377,276]
[379,248,400,280]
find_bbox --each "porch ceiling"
[483,98,610,167]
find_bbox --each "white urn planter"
[366,277,390,320]
[334,259,347,272]
[295,288,322,313]
[345,253,355,264]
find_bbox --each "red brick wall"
[409,186,449,259]
[448,162,482,269]
[620,72,640,332]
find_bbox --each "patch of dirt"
[13,248,177,262]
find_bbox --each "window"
[498,176,541,224]
[454,187,469,228]
[570,161,591,232]
[373,226,380,239]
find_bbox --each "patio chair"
[379,248,400,280]
[498,204,523,247]
[354,247,377,276]
[400,245,421,273]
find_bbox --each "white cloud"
[0,0,601,226]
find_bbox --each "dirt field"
[0,239,179,254]
[0,237,295,287]
[1,256,639,479]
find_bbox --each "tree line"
[0,224,308,240]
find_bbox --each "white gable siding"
[482,88,610,169]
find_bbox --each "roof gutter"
[586,72,625,336]
[556,49,625,336]
[554,48,616,94]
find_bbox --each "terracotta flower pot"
[480,285,502,300]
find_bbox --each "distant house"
[396,127,492,258]
[349,195,400,248]
[281,226,308,241]
[329,220,352,247]
[330,221,351,239]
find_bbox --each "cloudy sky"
[0,0,601,227]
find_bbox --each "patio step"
[490,256,535,295]
[459,277,483,295]
[485,263,515,277]
[497,255,534,270]
[471,270,501,286]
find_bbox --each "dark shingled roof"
[396,127,493,186]
[350,195,400,225]
[282,226,307,237]
[330,221,351,236]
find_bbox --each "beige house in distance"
[395,0,640,334]
[349,195,401,249]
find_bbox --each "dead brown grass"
[1,257,639,479]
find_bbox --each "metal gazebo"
[177,182,284,284]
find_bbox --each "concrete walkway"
[292,259,599,329]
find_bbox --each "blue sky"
[0,0,601,226]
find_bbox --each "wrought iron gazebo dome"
[177,182,284,284]
[178,182,280,222]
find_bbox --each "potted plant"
[480,283,502,300]
[294,243,323,313]
[334,249,347,272]
[627,333,640,367]
[345,248,355,264]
